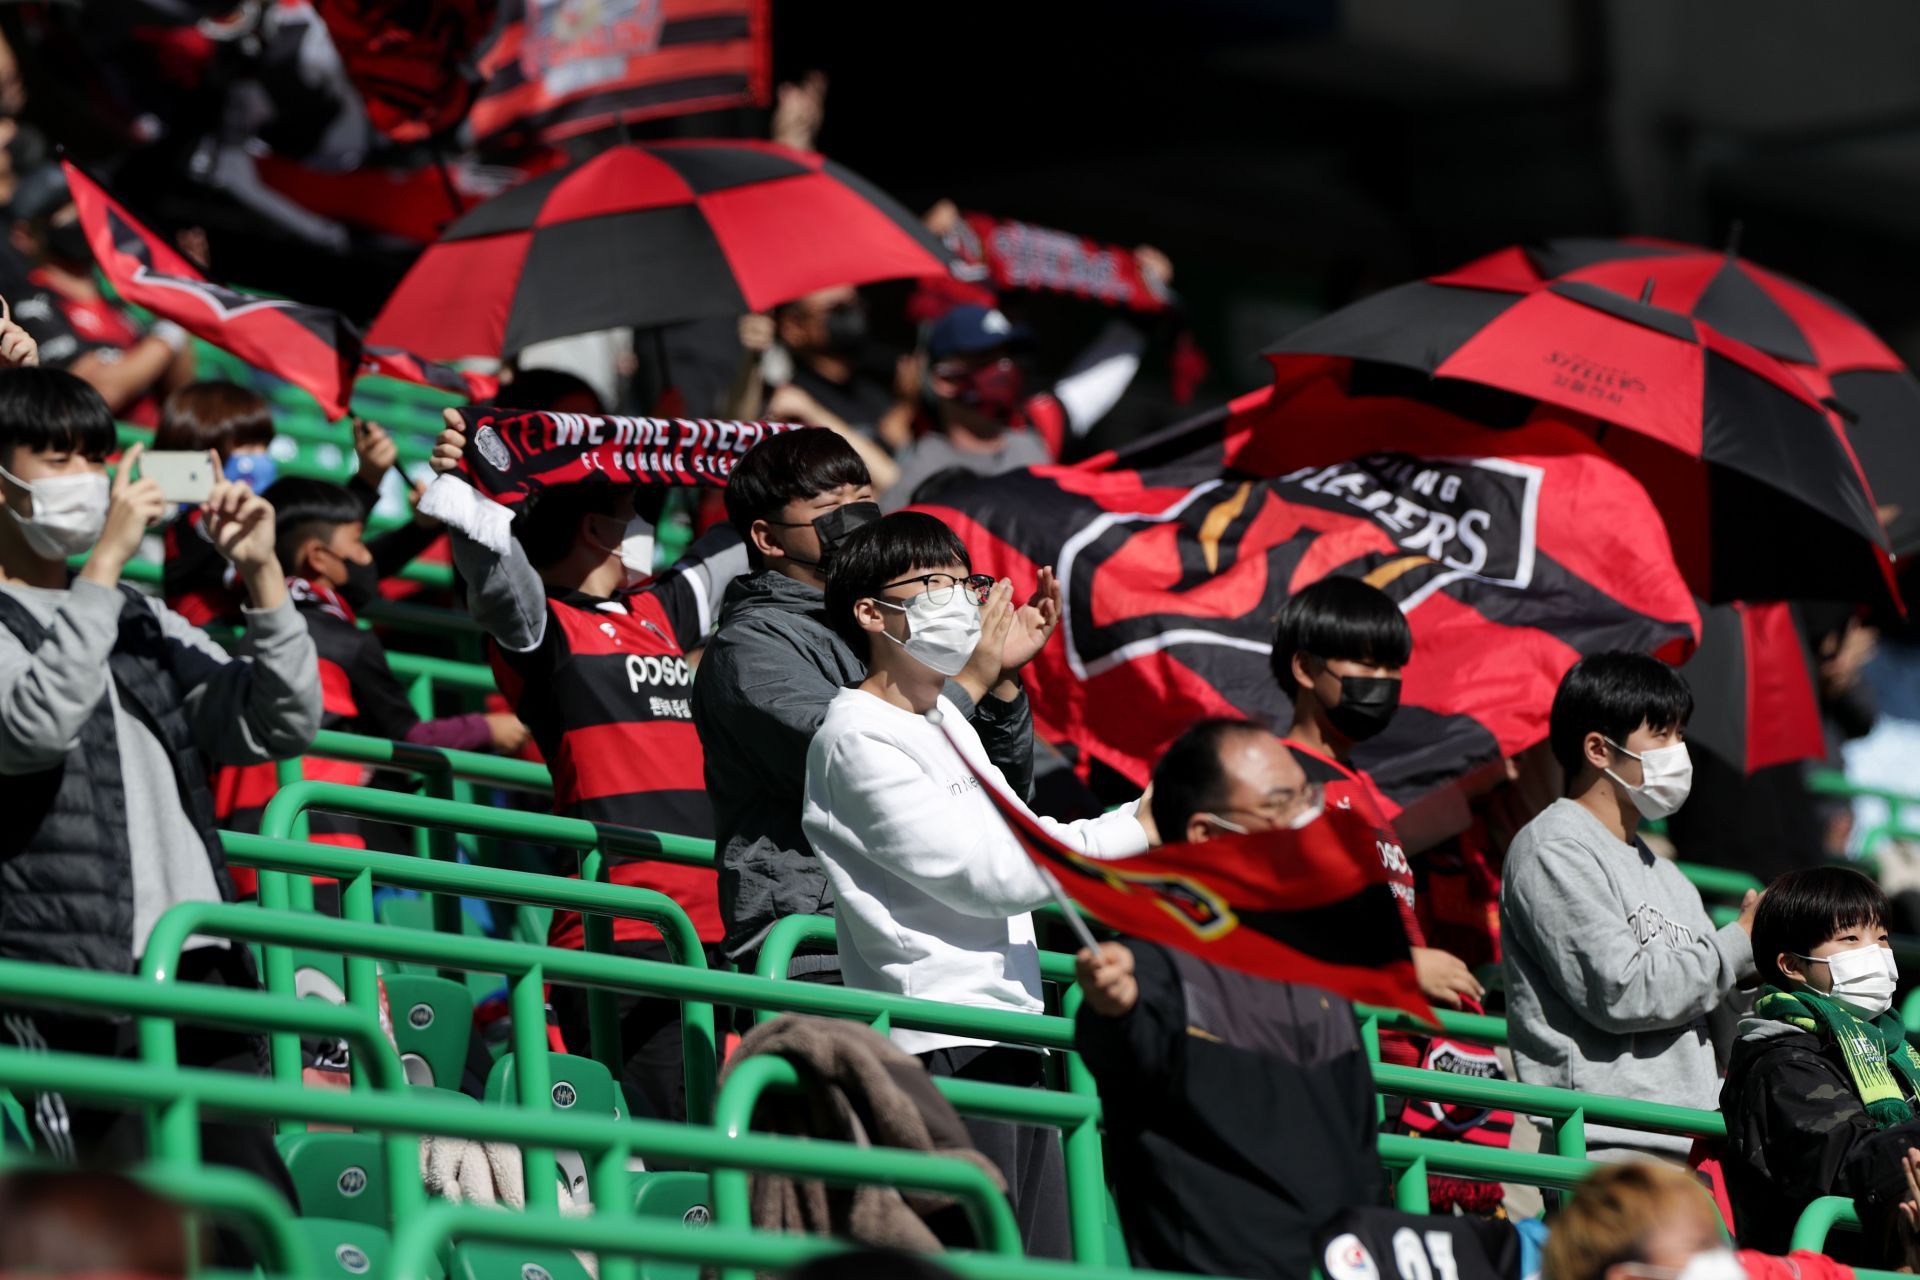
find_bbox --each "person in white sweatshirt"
[801,510,1155,1258]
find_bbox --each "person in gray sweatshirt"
[0,366,320,1185]
[1500,652,1758,1159]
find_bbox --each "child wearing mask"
[1721,867,1920,1264]
[208,477,528,885]
[155,381,434,625]
[1271,576,1483,1013]
[1501,652,1759,1161]
[802,510,1148,1259]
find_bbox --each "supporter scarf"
[1753,986,1920,1128]
[418,406,805,553]
[942,211,1173,314]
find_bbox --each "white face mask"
[1201,786,1327,835]
[588,514,656,588]
[1622,1247,1746,1280]
[1604,737,1694,820]
[1800,942,1899,1018]
[872,589,982,678]
[0,461,110,559]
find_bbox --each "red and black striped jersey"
[214,579,423,894]
[491,576,719,947]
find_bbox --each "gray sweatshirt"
[0,579,321,956]
[1499,798,1754,1155]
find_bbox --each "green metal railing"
[0,956,423,1236]
[219,831,708,1115]
[1792,1196,1864,1253]
[1808,769,1919,857]
[0,1045,1031,1280]
[297,728,549,793]
[389,1203,1206,1280]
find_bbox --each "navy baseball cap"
[7,164,69,225]
[925,304,1032,362]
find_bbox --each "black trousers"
[917,1044,1071,1261]
[0,945,296,1208]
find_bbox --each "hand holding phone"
[139,450,218,505]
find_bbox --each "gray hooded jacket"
[692,569,1034,965]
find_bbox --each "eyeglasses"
[1215,781,1326,827]
[883,572,995,607]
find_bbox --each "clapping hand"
[1000,566,1061,673]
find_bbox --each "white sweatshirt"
[801,688,1149,1054]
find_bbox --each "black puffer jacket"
[691,569,1034,965]
[1720,1014,1920,1263]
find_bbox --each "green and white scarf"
[1754,985,1920,1128]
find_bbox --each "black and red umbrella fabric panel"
[367,140,953,360]
[1264,267,1898,611]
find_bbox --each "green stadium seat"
[379,893,505,1004]
[294,1218,392,1279]
[630,1171,714,1280]
[385,973,474,1089]
[412,1084,479,1106]
[484,1052,621,1119]
[276,1131,390,1228]
[447,1242,593,1280]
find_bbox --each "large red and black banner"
[918,375,1701,820]
[469,0,771,153]
[64,161,497,420]
[942,719,1430,1020]
[312,0,496,142]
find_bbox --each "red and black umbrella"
[1264,264,1899,611]
[366,140,952,360]
[1680,599,1826,775]
[1516,237,1920,558]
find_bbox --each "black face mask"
[810,500,881,567]
[46,220,90,268]
[1325,674,1400,743]
[821,303,868,356]
[338,557,382,612]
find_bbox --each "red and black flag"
[468,0,771,154]
[63,161,497,420]
[917,376,1701,819]
[940,718,1429,1020]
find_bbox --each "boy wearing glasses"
[802,511,1155,1258]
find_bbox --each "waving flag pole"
[934,715,1433,1022]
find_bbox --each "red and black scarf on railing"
[418,405,806,552]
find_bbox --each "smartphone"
[140,451,217,505]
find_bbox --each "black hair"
[1269,576,1413,701]
[0,367,116,465]
[495,368,606,413]
[1150,717,1266,839]
[261,477,365,574]
[725,429,871,568]
[822,511,971,658]
[1752,866,1891,988]
[156,381,275,456]
[512,485,669,569]
[1548,651,1694,778]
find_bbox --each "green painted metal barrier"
[715,1053,1111,1267]
[390,1203,1211,1280]
[219,831,706,1109]
[1791,1196,1862,1253]
[1674,863,1764,900]
[385,651,501,697]
[300,728,550,793]
[0,1044,1026,1280]
[138,903,1083,1140]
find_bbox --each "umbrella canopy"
[1264,268,1899,611]
[1680,600,1826,775]
[1513,237,1920,558]
[366,139,952,360]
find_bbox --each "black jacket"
[1077,940,1385,1279]
[0,586,236,973]
[691,569,1034,965]
[1720,1017,1920,1263]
